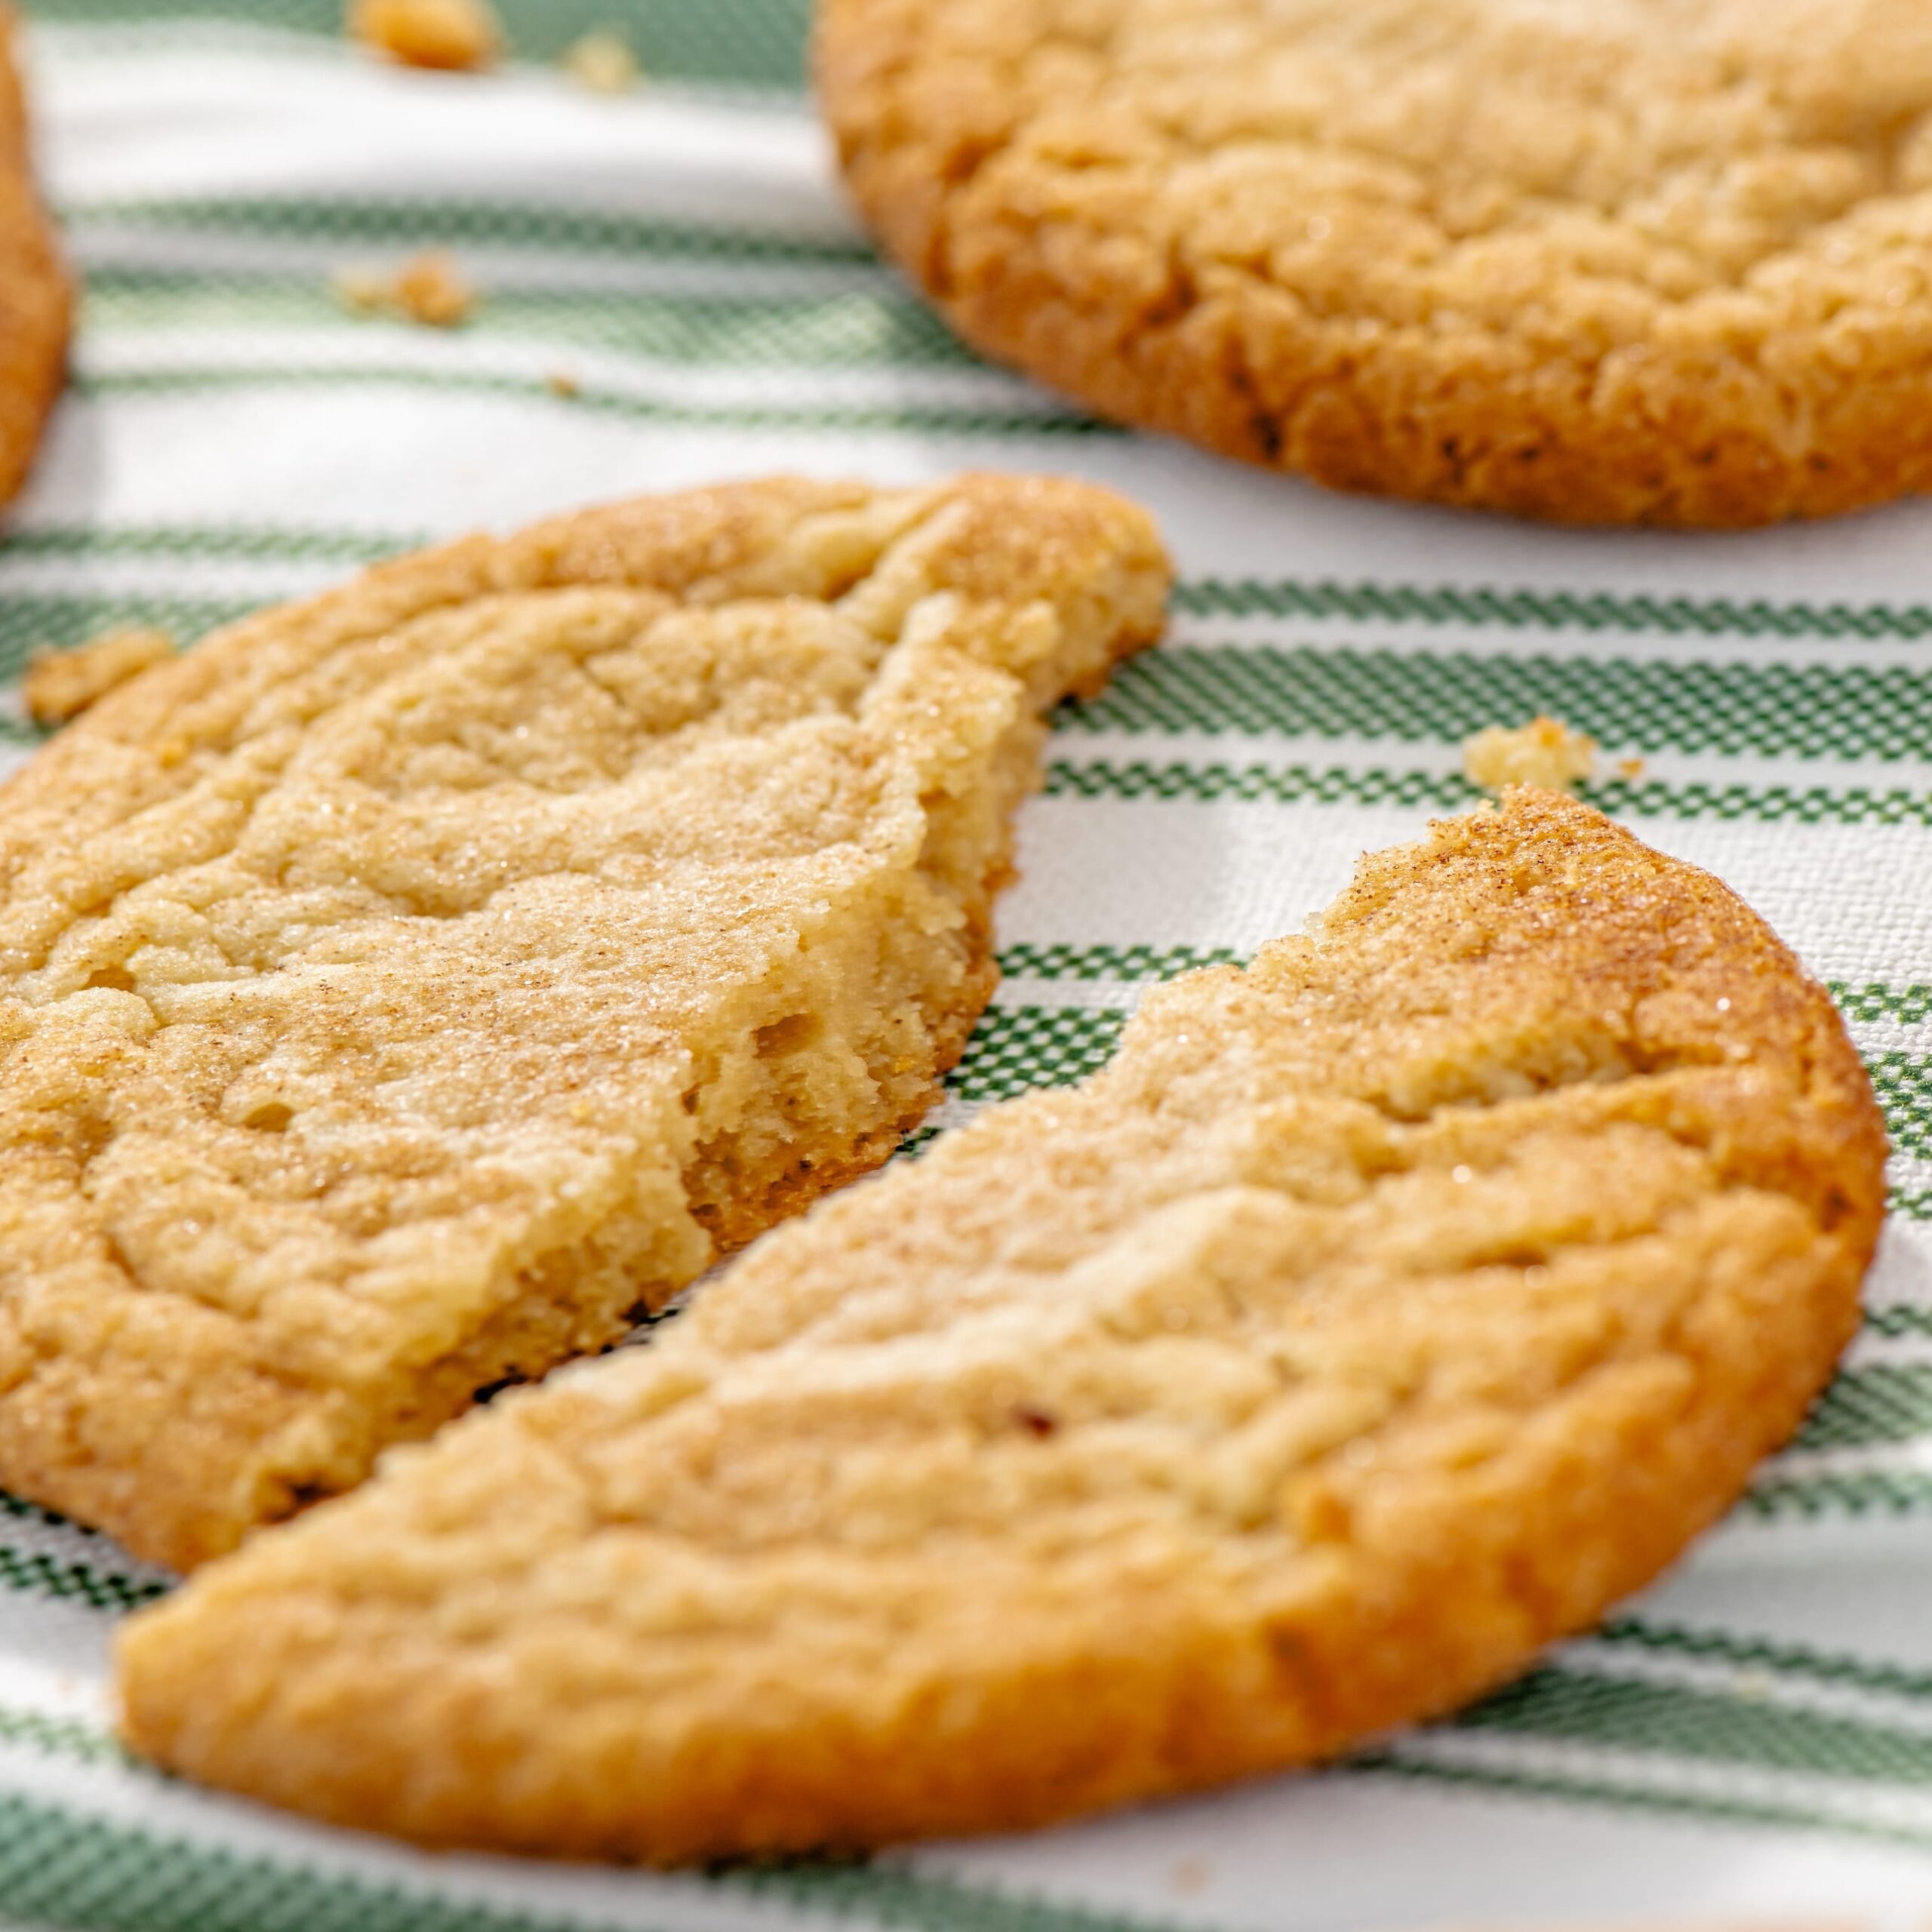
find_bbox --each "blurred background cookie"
[819,0,1932,527]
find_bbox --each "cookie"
[818,0,1932,527]
[0,474,1169,1571]
[116,790,1886,1859]
[0,4,69,508]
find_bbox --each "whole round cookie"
[0,4,68,508]
[819,0,1932,526]
[118,791,1887,1860]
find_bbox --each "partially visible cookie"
[0,5,69,508]
[820,0,1932,526]
[0,473,1168,1571]
[117,791,1887,1860]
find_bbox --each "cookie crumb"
[348,0,500,70]
[334,252,476,328]
[1463,715,1597,793]
[107,783,1885,1856]
[394,251,475,327]
[546,370,583,398]
[331,266,390,315]
[23,626,176,728]
[1169,1858,1211,1897]
[561,29,640,94]
[1617,755,1647,780]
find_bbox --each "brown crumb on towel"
[332,252,476,328]
[348,0,499,72]
[23,626,176,728]
[560,30,640,94]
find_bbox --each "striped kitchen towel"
[6,2,1932,1927]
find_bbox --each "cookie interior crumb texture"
[23,627,177,728]
[818,0,1932,526]
[1463,715,1598,792]
[0,3,72,509]
[117,791,1886,1861]
[0,475,1169,1571]
[348,0,500,71]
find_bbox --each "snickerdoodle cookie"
[820,0,1932,525]
[0,473,1168,1571]
[118,790,1885,1857]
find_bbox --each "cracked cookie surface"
[117,790,1886,1858]
[0,474,1168,1571]
[820,0,1932,525]
[0,4,69,508]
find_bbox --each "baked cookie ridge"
[818,0,1932,526]
[0,3,70,508]
[116,789,1887,1858]
[0,473,1171,1570]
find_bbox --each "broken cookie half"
[118,790,1886,1858]
[0,474,1170,1570]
